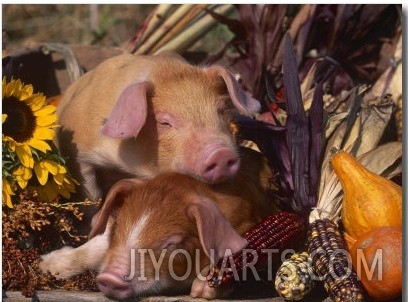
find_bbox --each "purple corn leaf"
[282,32,310,211]
[233,114,292,200]
[308,58,337,206]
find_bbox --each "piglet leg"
[39,231,109,279]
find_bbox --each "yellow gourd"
[331,151,402,239]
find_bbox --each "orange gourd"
[331,151,402,238]
[349,226,402,301]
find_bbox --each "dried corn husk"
[135,4,200,55]
[126,4,235,56]
[150,5,208,54]
[318,88,395,204]
[382,33,402,141]
[124,4,175,53]
[154,5,235,55]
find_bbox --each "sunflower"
[2,77,78,207]
[2,77,57,168]
[32,159,79,202]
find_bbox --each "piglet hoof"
[39,246,81,279]
[190,276,231,300]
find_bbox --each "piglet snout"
[97,268,134,300]
[201,145,240,184]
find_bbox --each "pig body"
[40,150,275,300]
[57,53,261,199]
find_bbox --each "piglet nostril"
[201,146,240,183]
[205,163,217,173]
[227,158,238,168]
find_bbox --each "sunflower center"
[3,96,37,142]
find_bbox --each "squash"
[331,151,402,238]
[349,226,402,301]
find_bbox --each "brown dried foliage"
[2,191,101,297]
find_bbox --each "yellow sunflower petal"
[15,144,34,168]
[13,165,32,179]
[5,79,22,97]
[53,173,65,186]
[58,190,70,199]
[36,113,58,127]
[27,138,52,153]
[42,159,59,175]
[32,126,56,141]
[20,180,29,189]
[13,171,29,189]
[69,176,80,186]
[3,179,14,195]
[57,164,67,174]
[34,104,56,117]
[15,81,34,101]
[7,139,16,151]
[58,184,73,199]
[34,162,49,185]
[3,189,14,208]
[28,94,46,111]
[18,89,34,101]
[63,176,78,192]
[2,114,8,123]
[37,182,59,202]
[47,181,60,201]
[21,82,34,96]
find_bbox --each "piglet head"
[91,174,246,300]
[100,57,261,184]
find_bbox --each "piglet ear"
[89,179,144,239]
[101,82,150,138]
[187,195,247,261]
[206,66,261,116]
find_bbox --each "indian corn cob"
[275,251,314,301]
[307,218,364,302]
[207,211,305,287]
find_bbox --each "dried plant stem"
[124,4,175,53]
[138,4,175,45]
[135,4,197,55]
[150,4,209,54]
[154,5,235,55]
